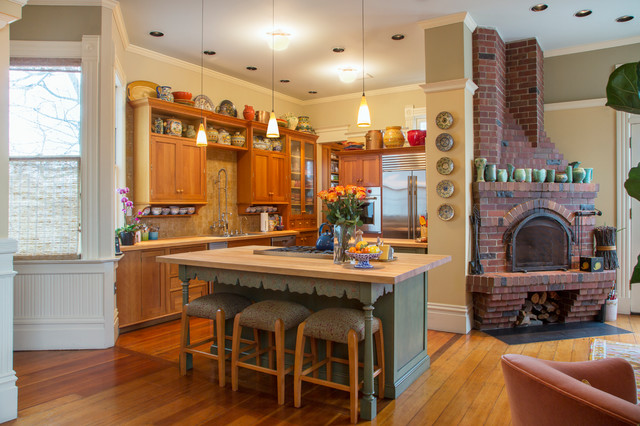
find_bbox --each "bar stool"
[231,299,312,405]
[293,307,385,424]
[179,292,252,386]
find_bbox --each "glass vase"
[333,223,355,264]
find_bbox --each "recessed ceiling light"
[391,34,405,41]
[280,79,290,83]
[574,9,592,17]
[246,66,257,71]
[332,47,345,53]
[149,31,164,37]
[530,4,548,12]
[308,91,317,94]
[203,50,216,55]
[616,15,634,22]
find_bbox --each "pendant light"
[356,0,371,127]
[196,0,208,146]
[266,0,280,138]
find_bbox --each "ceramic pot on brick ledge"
[474,158,487,182]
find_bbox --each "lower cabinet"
[117,244,208,330]
[296,231,317,247]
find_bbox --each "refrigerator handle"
[407,175,413,239]
[410,175,417,240]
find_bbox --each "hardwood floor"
[7,315,640,425]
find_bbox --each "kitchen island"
[157,246,450,420]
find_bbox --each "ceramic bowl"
[169,206,180,215]
[142,207,151,215]
[187,207,195,214]
[179,207,188,215]
[161,207,170,215]
[276,118,287,128]
[172,91,192,101]
[407,130,426,146]
[151,207,162,215]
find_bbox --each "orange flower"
[334,185,345,196]
[317,190,328,200]
[326,192,338,202]
[356,190,366,200]
[345,185,357,195]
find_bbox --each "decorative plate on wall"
[436,111,454,129]
[435,133,454,151]
[438,203,455,221]
[436,157,454,175]
[436,180,454,198]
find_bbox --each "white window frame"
[11,37,99,259]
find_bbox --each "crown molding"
[10,40,82,57]
[420,78,478,95]
[126,43,302,105]
[544,35,640,58]
[544,98,607,112]
[9,0,27,6]
[302,83,423,106]
[26,0,115,6]
[418,12,477,33]
[112,2,129,50]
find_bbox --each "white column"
[0,239,17,423]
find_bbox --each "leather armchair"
[501,353,640,426]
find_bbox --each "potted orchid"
[318,185,368,263]
[115,187,142,246]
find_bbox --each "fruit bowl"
[172,91,192,101]
[345,251,381,269]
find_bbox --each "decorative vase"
[546,169,555,183]
[185,124,196,139]
[383,126,405,148]
[514,168,526,182]
[218,128,231,145]
[333,223,355,264]
[156,85,173,101]
[365,130,383,150]
[165,118,182,136]
[206,126,218,142]
[565,165,573,183]
[570,161,586,183]
[474,158,487,182]
[119,231,135,246]
[555,172,568,183]
[243,105,255,120]
[507,164,515,182]
[231,131,246,147]
[296,116,311,132]
[524,168,532,182]
[533,169,546,183]
[284,114,298,130]
[584,168,593,183]
[497,169,507,182]
[153,117,163,134]
[484,164,496,182]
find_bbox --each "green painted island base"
[180,267,429,401]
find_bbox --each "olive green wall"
[10,6,100,41]
[544,43,640,104]
[544,106,616,226]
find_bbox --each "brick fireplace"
[466,29,615,330]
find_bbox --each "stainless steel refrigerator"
[381,153,426,240]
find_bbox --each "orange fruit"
[349,247,356,253]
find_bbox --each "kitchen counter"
[371,238,427,249]
[119,230,299,252]
[157,246,450,419]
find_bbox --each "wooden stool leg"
[375,319,385,398]
[326,340,333,382]
[293,321,307,408]
[216,309,226,387]
[268,331,275,370]
[231,314,242,391]
[253,329,261,367]
[348,330,359,424]
[275,319,286,405]
[310,337,318,379]
[179,307,189,376]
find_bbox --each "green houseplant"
[606,60,640,283]
[115,187,142,246]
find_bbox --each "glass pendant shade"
[196,121,207,146]
[338,67,358,83]
[266,111,280,138]
[267,31,290,50]
[357,95,371,127]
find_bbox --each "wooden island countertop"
[156,245,447,285]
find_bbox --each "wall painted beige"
[424,23,470,83]
[544,43,640,104]
[545,106,616,226]
[10,6,100,41]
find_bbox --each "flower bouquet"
[317,185,368,263]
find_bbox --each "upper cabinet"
[290,136,316,217]
[339,153,381,187]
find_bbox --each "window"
[9,59,82,259]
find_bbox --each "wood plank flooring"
[6,315,640,425]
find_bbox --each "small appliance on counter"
[260,212,269,232]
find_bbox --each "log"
[547,314,559,323]
[543,301,556,312]
[539,292,548,305]
[531,293,540,304]
[524,300,534,312]
[538,313,550,320]
[529,319,543,326]
[550,291,559,300]
[533,304,543,313]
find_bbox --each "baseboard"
[0,378,17,423]
[14,320,113,350]
[427,302,472,334]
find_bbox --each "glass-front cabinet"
[288,135,317,232]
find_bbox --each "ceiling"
[118,0,639,101]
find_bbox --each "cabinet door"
[269,154,288,202]
[253,151,272,202]
[303,141,315,215]
[179,142,206,202]
[360,155,381,187]
[339,156,361,186]
[150,139,179,202]
[116,251,142,327]
[140,249,166,320]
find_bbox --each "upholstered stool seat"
[179,292,252,387]
[231,300,312,405]
[293,308,385,424]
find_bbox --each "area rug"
[590,338,640,402]
[483,322,632,345]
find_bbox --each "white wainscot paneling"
[0,239,18,423]
[13,260,118,350]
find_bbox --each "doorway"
[628,115,640,312]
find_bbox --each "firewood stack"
[515,291,562,326]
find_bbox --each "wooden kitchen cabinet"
[339,153,380,187]
[296,230,317,246]
[252,150,288,203]
[166,244,208,314]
